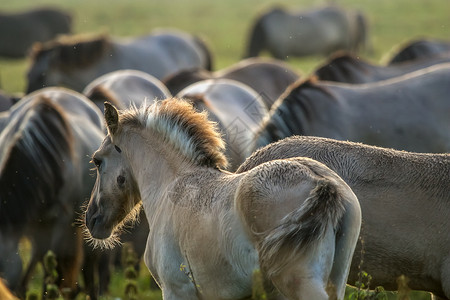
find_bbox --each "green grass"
[0,0,448,93]
[2,0,448,299]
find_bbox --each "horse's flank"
[30,34,112,71]
[237,135,450,298]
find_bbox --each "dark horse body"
[387,38,450,65]
[163,57,299,108]
[0,88,104,298]
[252,63,450,154]
[238,135,450,299]
[314,52,450,83]
[0,7,71,57]
[26,29,212,93]
[245,6,368,59]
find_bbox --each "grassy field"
[0,0,449,94]
[0,0,448,299]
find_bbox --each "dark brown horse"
[314,51,450,83]
[0,7,71,58]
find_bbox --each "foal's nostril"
[85,205,99,230]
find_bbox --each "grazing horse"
[0,7,72,58]
[176,79,268,170]
[83,69,172,112]
[26,29,213,93]
[83,99,361,300]
[386,38,450,65]
[252,63,450,155]
[0,87,105,298]
[237,135,450,299]
[244,6,369,59]
[163,57,300,108]
[313,51,450,83]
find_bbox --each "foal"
[84,99,361,299]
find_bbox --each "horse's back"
[217,58,300,108]
[126,30,211,79]
[83,69,172,110]
[259,6,359,58]
[21,87,104,130]
[0,7,72,57]
[388,38,450,64]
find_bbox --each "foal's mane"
[0,96,74,229]
[119,98,228,169]
[30,33,112,70]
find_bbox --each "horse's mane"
[0,96,74,229]
[29,33,112,70]
[120,98,228,169]
[253,76,336,150]
[314,52,370,82]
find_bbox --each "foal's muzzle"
[85,202,112,239]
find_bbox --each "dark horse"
[386,38,450,64]
[251,63,450,155]
[26,29,213,93]
[313,51,450,83]
[245,6,369,59]
[0,88,104,298]
[163,57,299,109]
[0,7,71,58]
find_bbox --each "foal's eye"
[114,145,122,153]
[117,175,125,186]
[92,157,102,168]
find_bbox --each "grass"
[0,0,448,93]
[1,0,448,299]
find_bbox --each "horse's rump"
[0,96,73,228]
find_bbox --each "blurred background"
[0,0,448,94]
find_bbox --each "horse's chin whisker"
[82,225,122,250]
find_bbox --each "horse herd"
[1,4,450,300]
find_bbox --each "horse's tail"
[258,178,346,278]
[193,36,214,71]
[244,14,266,58]
[355,12,371,54]
[0,96,73,228]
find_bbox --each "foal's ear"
[104,102,119,136]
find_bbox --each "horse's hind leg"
[270,229,337,300]
[328,189,362,299]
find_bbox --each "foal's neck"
[124,131,201,206]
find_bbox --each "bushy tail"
[258,179,346,278]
